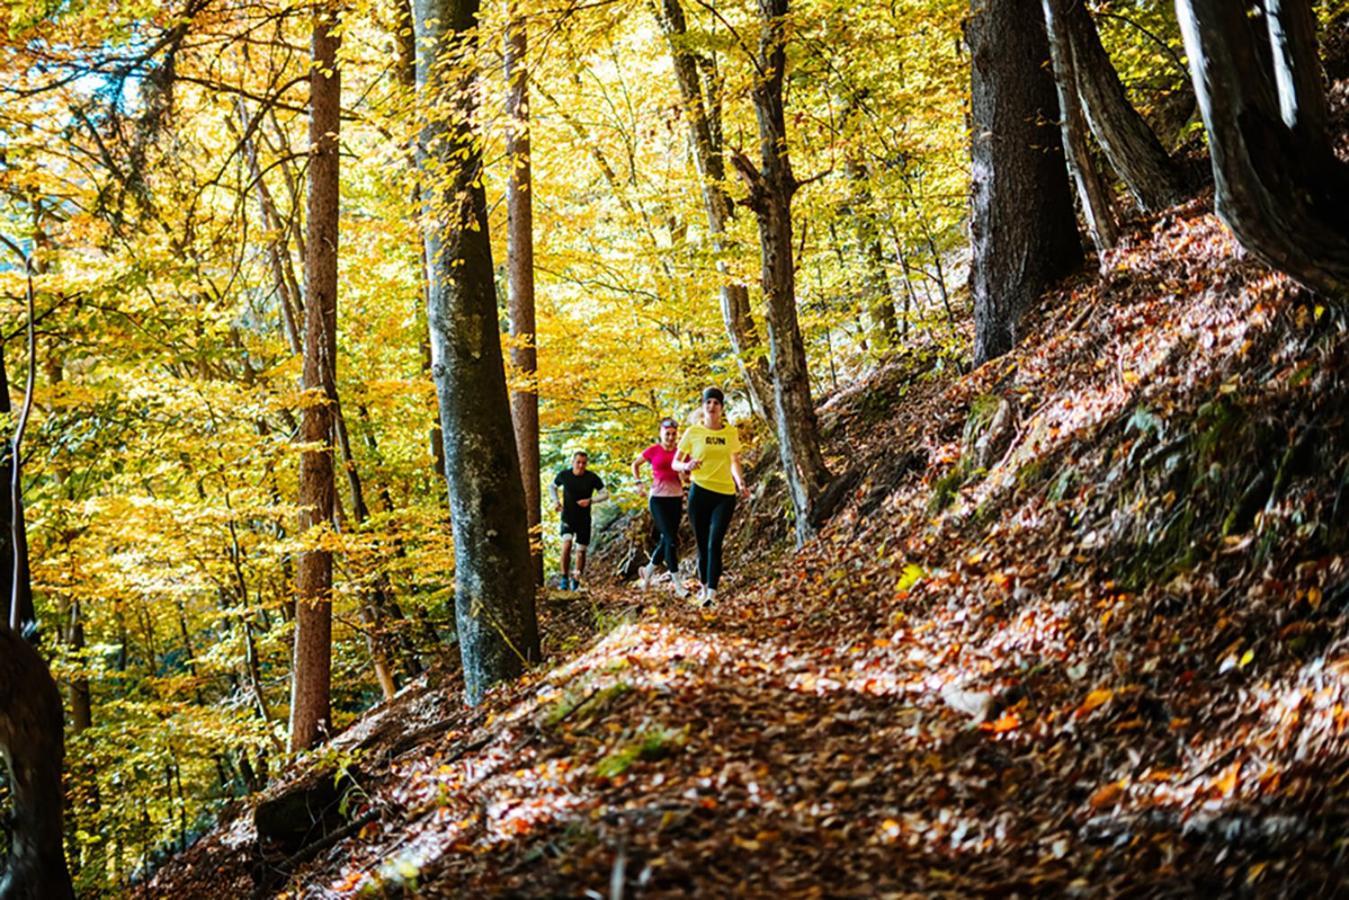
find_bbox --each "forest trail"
[142,199,1349,897]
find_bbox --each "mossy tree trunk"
[415,0,540,705]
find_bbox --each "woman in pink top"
[632,417,688,597]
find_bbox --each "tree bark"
[968,0,1083,365]
[653,0,774,420]
[1066,0,1187,212]
[0,324,35,638]
[1175,0,1349,297]
[0,628,75,899]
[1044,0,1118,255]
[731,0,831,546]
[505,11,543,588]
[289,2,340,753]
[415,0,540,705]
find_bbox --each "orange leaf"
[1089,781,1125,809]
[1212,759,1242,797]
[1075,688,1113,718]
[979,710,1021,733]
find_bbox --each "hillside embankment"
[139,193,1349,897]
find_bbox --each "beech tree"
[730,0,831,545]
[289,2,341,753]
[414,0,539,705]
[505,11,543,587]
[1175,0,1349,297]
[0,233,73,899]
[968,0,1082,364]
[1068,0,1187,212]
[0,345,34,633]
[1043,0,1117,255]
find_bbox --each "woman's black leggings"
[687,484,737,590]
[647,496,682,574]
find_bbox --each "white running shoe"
[702,588,717,608]
[638,563,654,591]
[671,573,688,598]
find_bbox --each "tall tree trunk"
[730,0,831,546]
[968,0,1082,364]
[289,2,340,753]
[0,327,34,637]
[1067,0,1187,211]
[1174,0,1349,297]
[414,0,540,706]
[653,0,774,420]
[505,11,543,588]
[1044,0,1118,255]
[0,628,75,899]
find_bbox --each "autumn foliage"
[2,0,1348,895]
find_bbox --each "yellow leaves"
[1074,688,1113,718]
[1210,759,1243,798]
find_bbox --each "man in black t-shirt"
[551,451,608,590]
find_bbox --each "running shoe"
[638,563,654,591]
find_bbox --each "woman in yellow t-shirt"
[673,386,749,607]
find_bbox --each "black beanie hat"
[701,386,725,404]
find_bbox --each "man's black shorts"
[560,514,592,546]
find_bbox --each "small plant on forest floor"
[544,681,633,728]
[593,725,688,779]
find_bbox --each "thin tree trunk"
[1067,0,1187,211]
[289,1,340,753]
[506,11,543,588]
[968,0,1082,364]
[1175,0,1349,297]
[730,0,831,546]
[0,347,34,634]
[1044,0,1117,255]
[330,398,400,701]
[236,101,304,352]
[653,0,774,419]
[415,0,540,705]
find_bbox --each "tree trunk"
[0,345,34,634]
[0,628,75,899]
[730,0,831,546]
[415,0,540,706]
[505,11,543,588]
[654,0,774,420]
[968,0,1082,364]
[289,2,340,753]
[1067,0,1187,212]
[1175,0,1349,297]
[1044,0,1118,255]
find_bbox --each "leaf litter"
[141,205,1349,897]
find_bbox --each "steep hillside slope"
[139,197,1349,897]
